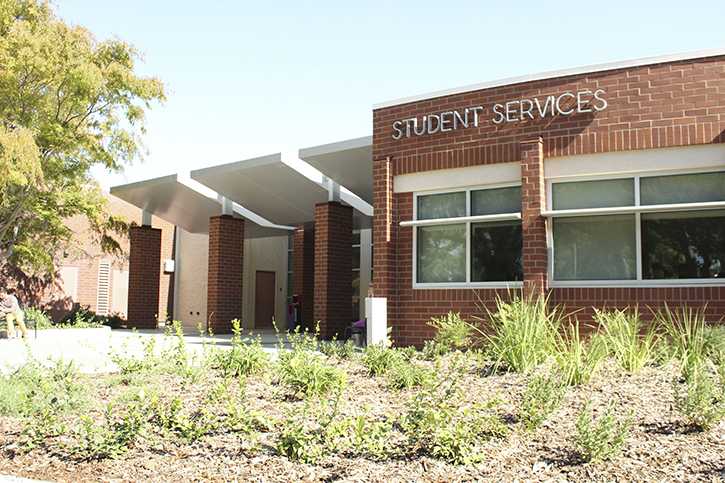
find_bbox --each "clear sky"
[54,1,724,190]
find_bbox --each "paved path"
[0,327,286,375]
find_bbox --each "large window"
[550,171,725,284]
[412,186,522,286]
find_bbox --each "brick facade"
[314,202,353,339]
[373,54,725,347]
[127,225,162,329]
[293,222,315,329]
[207,215,244,334]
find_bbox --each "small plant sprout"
[575,401,633,463]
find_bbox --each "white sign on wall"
[391,88,608,140]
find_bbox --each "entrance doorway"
[254,271,276,330]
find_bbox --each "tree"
[0,0,165,275]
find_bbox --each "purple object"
[352,318,366,329]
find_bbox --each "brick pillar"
[293,222,315,330]
[520,137,548,298]
[127,225,162,329]
[372,156,396,330]
[207,215,244,334]
[314,201,352,339]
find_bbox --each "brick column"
[372,157,396,297]
[314,201,352,339]
[207,215,244,334]
[520,137,548,298]
[127,225,162,329]
[293,222,315,330]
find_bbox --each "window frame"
[545,167,725,288]
[409,183,524,289]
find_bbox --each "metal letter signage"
[391,89,607,139]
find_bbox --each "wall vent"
[96,260,112,316]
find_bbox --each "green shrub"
[703,325,725,365]
[23,307,52,329]
[70,395,149,460]
[319,337,356,359]
[213,320,269,377]
[596,308,658,373]
[427,311,474,353]
[575,401,632,463]
[519,374,566,431]
[284,324,320,353]
[400,357,507,465]
[655,305,709,374]
[361,344,402,376]
[673,362,725,431]
[479,295,561,373]
[386,360,431,390]
[555,324,607,386]
[151,396,220,443]
[277,350,347,399]
[0,360,86,417]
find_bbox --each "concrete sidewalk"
[0,327,287,375]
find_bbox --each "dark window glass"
[417,192,466,220]
[553,214,637,280]
[352,246,360,269]
[642,210,725,279]
[641,172,725,205]
[470,221,522,282]
[352,271,360,321]
[352,231,361,245]
[416,224,466,283]
[552,178,634,210]
[471,186,521,215]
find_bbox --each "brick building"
[113,49,725,345]
[27,194,175,322]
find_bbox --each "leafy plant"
[70,395,149,460]
[213,319,269,377]
[319,337,357,359]
[655,305,709,375]
[673,362,725,431]
[555,324,607,386]
[361,344,402,376]
[427,311,474,354]
[400,356,507,464]
[575,401,632,463]
[596,308,658,373]
[386,360,431,390]
[477,295,561,373]
[277,350,347,399]
[23,307,52,329]
[519,374,566,431]
[151,396,220,443]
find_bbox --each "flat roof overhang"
[191,153,372,229]
[110,174,292,238]
[298,136,373,204]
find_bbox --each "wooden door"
[254,271,276,330]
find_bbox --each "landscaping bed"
[0,305,723,482]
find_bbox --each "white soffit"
[110,174,292,238]
[191,153,329,226]
[374,48,725,109]
[298,136,373,203]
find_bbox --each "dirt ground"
[0,355,723,482]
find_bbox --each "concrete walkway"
[0,327,287,375]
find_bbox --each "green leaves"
[0,0,164,273]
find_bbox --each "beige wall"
[242,234,290,331]
[174,228,209,332]
[173,228,290,332]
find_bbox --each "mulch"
[0,355,723,482]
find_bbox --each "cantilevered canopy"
[110,174,292,238]
[299,136,373,204]
[191,153,372,227]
